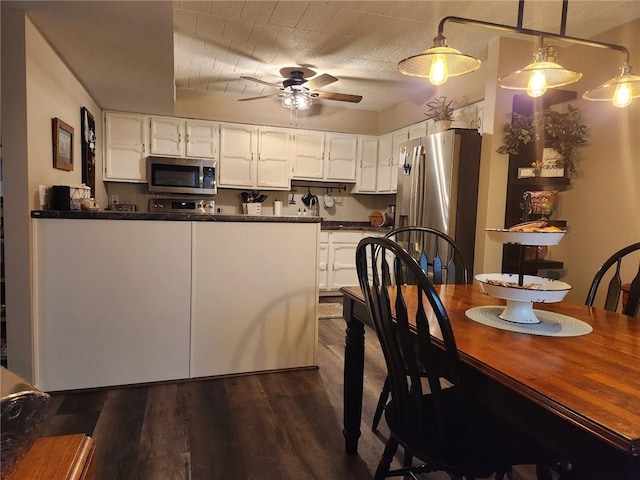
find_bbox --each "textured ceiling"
[8,1,640,114]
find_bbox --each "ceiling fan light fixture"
[583,65,640,108]
[497,45,582,97]
[397,35,481,85]
[282,89,312,110]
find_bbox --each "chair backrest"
[585,242,640,317]
[384,226,471,285]
[356,236,470,446]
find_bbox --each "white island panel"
[190,222,319,378]
[33,219,192,391]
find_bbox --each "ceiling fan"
[239,67,363,107]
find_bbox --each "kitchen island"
[31,211,320,391]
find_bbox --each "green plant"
[497,104,588,174]
[425,96,454,121]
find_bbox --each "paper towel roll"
[274,200,282,216]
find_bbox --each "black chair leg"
[374,437,399,480]
[372,376,390,431]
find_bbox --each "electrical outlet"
[111,195,119,205]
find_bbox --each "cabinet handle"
[251,152,254,161]
[258,152,261,161]
[178,133,181,143]
[186,134,190,144]
[142,144,146,154]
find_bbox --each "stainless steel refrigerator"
[396,129,482,274]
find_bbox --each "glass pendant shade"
[583,66,640,108]
[498,45,582,96]
[282,90,312,110]
[397,36,481,85]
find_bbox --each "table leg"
[342,296,365,455]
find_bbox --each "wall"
[1,9,103,379]
[551,18,640,305]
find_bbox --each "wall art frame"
[52,117,74,171]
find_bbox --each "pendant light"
[583,65,640,108]
[396,0,638,107]
[397,34,481,85]
[498,44,582,98]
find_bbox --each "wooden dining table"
[340,284,640,480]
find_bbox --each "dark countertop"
[321,220,393,233]
[31,210,321,223]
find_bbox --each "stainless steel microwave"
[147,156,216,195]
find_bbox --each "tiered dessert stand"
[475,228,571,324]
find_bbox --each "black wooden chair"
[356,236,560,480]
[371,226,471,431]
[585,242,640,317]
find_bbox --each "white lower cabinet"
[319,231,382,291]
[190,222,318,378]
[33,219,192,391]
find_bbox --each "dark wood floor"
[39,311,545,479]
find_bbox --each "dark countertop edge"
[31,210,321,223]
[321,220,393,233]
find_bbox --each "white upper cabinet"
[104,111,149,182]
[219,123,257,188]
[186,120,219,159]
[353,135,378,193]
[292,130,325,180]
[376,133,394,193]
[292,131,358,182]
[150,116,183,157]
[218,123,290,190]
[150,116,218,159]
[257,127,291,190]
[324,133,358,182]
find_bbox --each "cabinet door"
[186,120,219,159]
[328,231,363,290]
[376,133,394,193]
[354,136,378,193]
[292,130,324,179]
[318,231,330,291]
[104,112,149,182]
[150,116,184,156]
[325,133,357,181]
[257,127,291,189]
[219,124,256,188]
[408,121,427,140]
[389,129,408,192]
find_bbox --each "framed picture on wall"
[52,117,74,171]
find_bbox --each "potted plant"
[497,105,587,175]
[425,96,454,132]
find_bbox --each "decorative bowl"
[475,273,572,324]
[486,229,566,246]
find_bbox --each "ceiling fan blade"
[306,73,338,91]
[315,91,363,103]
[238,93,281,102]
[240,76,282,89]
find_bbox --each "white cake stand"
[475,273,572,324]
[478,229,570,324]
